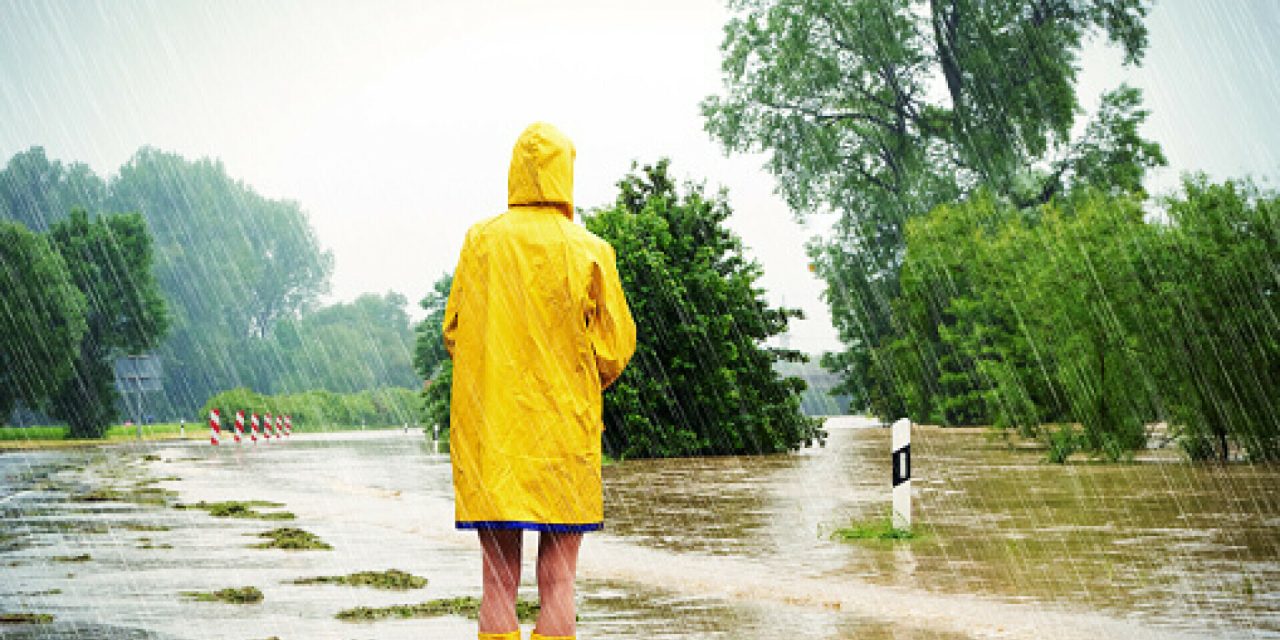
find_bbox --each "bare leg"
[534,531,582,637]
[478,529,523,634]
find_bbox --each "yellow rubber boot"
[478,633,519,640]
[530,633,574,640]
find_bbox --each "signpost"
[113,355,162,440]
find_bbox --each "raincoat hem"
[456,520,603,533]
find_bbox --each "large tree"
[703,0,1164,417]
[413,273,454,435]
[45,209,169,437]
[0,222,87,419]
[269,291,418,394]
[107,147,333,410]
[586,160,823,458]
[1149,179,1280,461]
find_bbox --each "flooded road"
[1,418,1276,639]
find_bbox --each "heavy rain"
[1,1,1277,639]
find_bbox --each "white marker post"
[891,418,912,531]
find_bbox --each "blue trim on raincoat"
[456,520,603,533]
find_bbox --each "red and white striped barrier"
[209,409,221,446]
[210,409,297,445]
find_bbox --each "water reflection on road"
[1,418,1276,639]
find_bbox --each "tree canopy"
[45,209,170,437]
[105,148,334,409]
[703,0,1165,417]
[0,222,87,419]
[585,160,823,458]
[1,146,420,426]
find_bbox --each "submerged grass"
[249,527,331,550]
[177,500,294,520]
[71,485,174,506]
[292,569,427,590]
[137,537,173,549]
[0,613,54,624]
[335,596,538,622]
[122,522,171,532]
[831,516,918,542]
[52,554,91,562]
[181,586,263,604]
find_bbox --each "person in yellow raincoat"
[443,122,636,640]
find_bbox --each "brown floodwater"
[0,418,1275,639]
[603,420,1280,637]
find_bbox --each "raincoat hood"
[508,122,575,219]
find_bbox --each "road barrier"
[209,409,221,446]
[205,409,297,446]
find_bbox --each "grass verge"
[0,422,407,449]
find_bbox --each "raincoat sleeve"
[587,243,636,389]
[442,231,473,360]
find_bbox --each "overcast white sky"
[1,0,1277,355]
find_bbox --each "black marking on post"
[892,444,911,487]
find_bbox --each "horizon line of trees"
[1,146,419,434]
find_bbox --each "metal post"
[891,417,912,530]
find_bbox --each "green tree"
[413,273,454,437]
[1020,192,1158,459]
[45,209,169,437]
[1149,178,1280,461]
[413,273,453,381]
[268,291,418,394]
[892,192,1074,432]
[0,222,87,419]
[0,147,107,232]
[585,160,823,458]
[703,0,1163,418]
[896,188,1166,460]
[421,359,452,437]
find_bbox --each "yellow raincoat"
[443,122,636,532]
